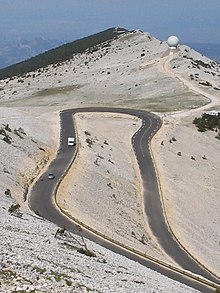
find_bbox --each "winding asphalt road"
[29,107,219,292]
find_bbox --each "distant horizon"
[1,28,220,46]
[0,1,220,45]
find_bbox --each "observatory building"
[167,35,179,49]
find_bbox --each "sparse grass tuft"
[65,279,72,286]
[77,247,96,257]
[32,266,46,274]
[50,270,70,283]
[51,271,62,282]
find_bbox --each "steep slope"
[1,192,198,292]
[0,27,129,80]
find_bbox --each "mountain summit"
[0,27,219,112]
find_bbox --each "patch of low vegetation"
[0,269,32,292]
[76,247,96,257]
[65,279,73,286]
[121,92,208,112]
[35,85,80,97]
[50,270,70,282]
[8,203,20,213]
[32,266,46,274]
[0,268,17,281]
[8,203,23,218]
[193,113,220,137]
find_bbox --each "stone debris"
[0,194,198,292]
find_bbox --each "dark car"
[47,173,55,180]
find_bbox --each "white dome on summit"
[167,35,179,48]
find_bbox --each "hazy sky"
[1,0,220,44]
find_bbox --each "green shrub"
[52,272,62,282]
[32,266,46,274]
[65,279,72,286]
[193,113,220,135]
[8,203,20,213]
[50,270,70,282]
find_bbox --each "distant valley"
[186,42,220,63]
[0,37,66,69]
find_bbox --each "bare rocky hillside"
[0,28,220,292]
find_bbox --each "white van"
[67,137,76,146]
